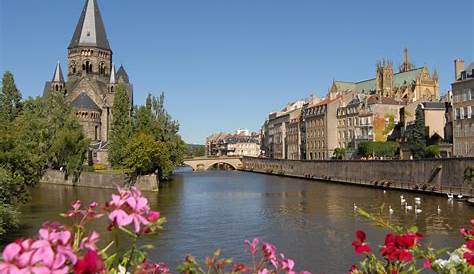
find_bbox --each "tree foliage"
[407,105,426,159]
[425,144,440,158]
[0,71,22,122]
[332,147,346,160]
[109,84,132,167]
[112,92,185,180]
[357,141,399,158]
[0,71,89,237]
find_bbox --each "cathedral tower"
[67,0,112,82]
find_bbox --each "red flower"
[380,232,422,263]
[74,249,104,274]
[352,230,371,254]
[348,264,358,274]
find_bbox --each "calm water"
[14,169,474,273]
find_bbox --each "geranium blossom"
[106,187,160,234]
[352,230,371,254]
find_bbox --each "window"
[460,108,464,119]
[469,107,472,119]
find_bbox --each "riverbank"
[241,157,474,198]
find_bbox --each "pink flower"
[147,211,160,222]
[258,268,269,274]
[106,187,160,234]
[80,231,100,251]
[244,238,259,255]
[423,259,432,269]
[262,243,276,261]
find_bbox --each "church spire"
[69,0,110,50]
[52,61,65,82]
[399,47,414,73]
[109,64,116,84]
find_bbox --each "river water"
[15,169,474,273]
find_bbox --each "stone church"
[328,48,439,102]
[43,0,133,157]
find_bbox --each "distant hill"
[185,144,205,157]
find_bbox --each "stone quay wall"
[241,157,474,196]
[41,170,159,192]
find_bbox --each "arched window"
[55,85,58,91]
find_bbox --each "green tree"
[357,141,399,158]
[0,71,22,122]
[408,105,426,159]
[123,132,159,176]
[425,144,440,158]
[332,147,346,160]
[109,84,132,167]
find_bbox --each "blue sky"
[0,0,473,144]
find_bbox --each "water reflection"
[15,170,474,273]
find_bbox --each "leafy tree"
[0,71,22,122]
[408,105,426,159]
[109,84,132,167]
[123,132,159,176]
[332,147,346,160]
[425,144,440,158]
[357,141,399,158]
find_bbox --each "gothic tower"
[67,0,112,82]
[376,60,394,97]
[399,48,414,73]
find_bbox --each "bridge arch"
[183,157,243,172]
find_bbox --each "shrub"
[93,163,107,171]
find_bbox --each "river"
[14,169,474,273]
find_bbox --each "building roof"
[116,65,129,83]
[334,67,425,94]
[69,0,111,50]
[52,62,65,82]
[366,95,404,105]
[71,92,101,111]
[421,101,446,110]
[109,64,116,84]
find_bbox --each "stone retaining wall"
[41,170,159,192]
[242,157,474,196]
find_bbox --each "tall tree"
[109,84,132,167]
[408,105,426,159]
[0,71,22,121]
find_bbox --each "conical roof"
[71,92,101,111]
[116,65,129,83]
[69,0,110,50]
[52,62,65,82]
[109,64,116,84]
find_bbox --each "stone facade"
[452,59,474,156]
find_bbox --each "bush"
[425,144,440,158]
[357,141,399,158]
[93,163,107,171]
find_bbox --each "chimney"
[454,58,465,80]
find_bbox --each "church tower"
[376,60,394,97]
[67,0,112,82]
[51,62,66,94]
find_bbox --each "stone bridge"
[183,156,243,171]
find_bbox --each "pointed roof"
[69,0,110,50]
[116,65,129,83]
[71,92,101,111]
[109,64,116,84]
[52,62,65,82]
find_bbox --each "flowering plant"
[0,187,310,274]
[350,208,474,274]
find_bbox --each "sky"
[0,0,473,144]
